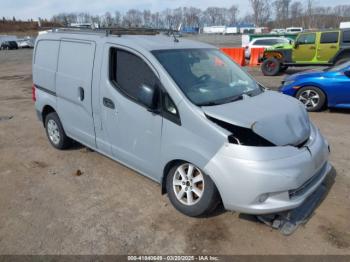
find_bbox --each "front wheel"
[296,86,326,112]
[166,162,220,217]
[261,57,281,76]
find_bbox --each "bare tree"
[204,7,216,25]
[306,0,315,28]
[123,9,142,27]
[249,0,271,26]
[227,5,239,25]
[151,12,162,28]
[183,7,201,27]
[290,1,303,19]
[172,7,183,28]
[273,0,292,27]
[104,12,113,27]
[143,10,151,27]
[114,11,121,26]
[49,3,350,31]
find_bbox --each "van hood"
[202,91,310,146]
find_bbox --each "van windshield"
[152,49,262,106]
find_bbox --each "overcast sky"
[1,0,348,20]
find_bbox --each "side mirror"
[137,84,159,111]
[289,40,293,45]
[294,42,299,49]
[344,71,350,78]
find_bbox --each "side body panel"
[33,40,60,94]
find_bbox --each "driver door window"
[297,33,316,45]
[110,48,158,104]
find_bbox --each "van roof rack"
[52,27,160,37]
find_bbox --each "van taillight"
[32,84,36,102]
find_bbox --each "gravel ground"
[0,48,349,255]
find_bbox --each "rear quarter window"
[34,40,60,71]
[343,31,350,43]
[320,32,339,44]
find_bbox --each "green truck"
[261,29,350,76]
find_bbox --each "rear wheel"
[296,86,326,112]
[166,162,220,217]
[45,112,72,149]
[261,57,281,76]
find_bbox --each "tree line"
[3,1,350,30]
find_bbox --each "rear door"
[56,40,96,147]
[317,31,340,62]
[293,33,317,62]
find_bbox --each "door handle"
[330,46,337,49]
[78,87,85,101]
[103,97,115,109]
[309,46,316,50]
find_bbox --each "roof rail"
[51,27,160,36]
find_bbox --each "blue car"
[280,61,350,111]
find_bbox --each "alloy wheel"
[173,163,205,206]
[47,119,60,145]
[298,90,320,110]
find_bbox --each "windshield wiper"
[198,101,222,106]
[198,95,243,107]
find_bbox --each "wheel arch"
[161,159,186,194]
[264,51,284,61]
[42,105,56,126]
[161,156,219,195]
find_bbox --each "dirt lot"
[0,48,350,255]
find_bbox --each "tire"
[296,86,326,112]
[166,162,220,217]
[44,112,72,149]
[261,57,281,76]
[335,57,350,66]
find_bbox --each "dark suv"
[1,41,18,50]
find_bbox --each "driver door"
[293,33,317,62]
[100,45,163,178]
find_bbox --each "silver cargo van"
[33,29,331,217]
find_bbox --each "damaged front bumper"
[204,122,331,215]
